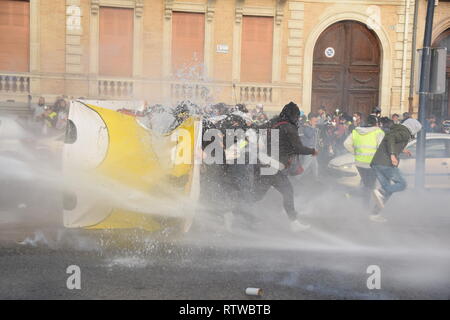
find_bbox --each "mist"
[0,112,449,299]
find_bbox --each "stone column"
[286,0,304,84]
[66,0,83,75]
[29,0,41,96]
[133,0,144,98]
[204,0,216,80]
[162,0,173,100]
[89,0,100,98]
[232,0,244,83]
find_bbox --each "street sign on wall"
[216,44,229,54]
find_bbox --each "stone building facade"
[0,0,449,116]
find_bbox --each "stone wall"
[0,0,448,115]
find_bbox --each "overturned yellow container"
[62,100,201,233]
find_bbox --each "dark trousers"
[356,166,377,189]
[252,171,297,221]
[227,164,254,210]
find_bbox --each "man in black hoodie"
[250,102,317,232]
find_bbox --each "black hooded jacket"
[270,102,315,166]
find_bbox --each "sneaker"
[372,189,385,209]
[224,212,234,232]
[369,214,388,223]
[290,220,311,232]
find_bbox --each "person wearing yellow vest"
[344,115,385,199]
[38,105,58,135]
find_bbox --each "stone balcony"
[0,72,289,112]
[170,81,212,104]
[235,84,274,104]
[0,73,30,96]
[98,78,134,99]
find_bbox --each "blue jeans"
[372,165,407,198]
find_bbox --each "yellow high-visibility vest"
[45,112,57,127]
[352,128,383,164]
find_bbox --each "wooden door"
[312,21,381,116]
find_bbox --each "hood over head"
[366,115,379,127]
[402,118,422,136]
[354,126,381,135]
[372,106,382,114]
[279,102,300,125]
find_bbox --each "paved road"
[1,174,449,300]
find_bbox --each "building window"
[0,0,30,72]
[171,12,205,78]
[99,7,133,77]
[241,16,273,83]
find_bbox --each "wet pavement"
[1,175,449,300]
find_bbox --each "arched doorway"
[430,29,450,119]
[311,21,381,116]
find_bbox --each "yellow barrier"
[63,101,200,233]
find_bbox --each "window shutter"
[241,16,273,83]
[0,0,30,72]
[99,7,134,77]
[171,12,205,77]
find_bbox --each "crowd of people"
[424,114,450,134]
[25,96,444,230]
[28,96,69,135]
[187,102,429,230]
